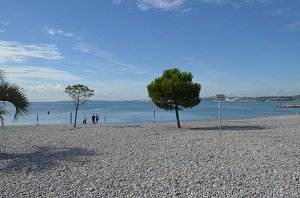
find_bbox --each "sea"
[3,100,300,126]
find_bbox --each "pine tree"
[147,68,201,128]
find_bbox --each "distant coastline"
[275,104,300,108]
[202,95,300,102]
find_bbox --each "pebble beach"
[0,115,299,197]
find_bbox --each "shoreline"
[3,113,300,128]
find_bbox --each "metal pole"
[219,101,222,137]
[153,109,156,123]
[70,112,72,124]
[36,114,39,126]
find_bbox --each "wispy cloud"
[26,83,65,94]
[179,7,192,13]
[275,88,294,95]
[268,8,294,17]
[196,0,273,6]
[113,0,122,4]
[266,1,300,17]
[20,83,70,102]
[73,42,149,74]
[45,27,75,37]
[116,0,278,11]
[0,40,63,63]
[115,0,298,13]
[73,42,95,53]
[137,0,185,10]
[182,56,219,75]
[0,21,9,33]
[286,21,300,31]
[3,66,81,82]
[195,0,239,8]
[0,21,10,26]
[243,0,273,5]
[199,0,229,4]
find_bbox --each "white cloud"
[113,0,122,4]
[26,83,65,94]
[0,40,63,63]
[45,27,75,37]
[127,0,277,11]
[0,21,10,26]
[194,0,275,8]
[3,66,81,82]
[0,29,4,33]
[85,80,148,100]
[73,43,95,53]
[243,0,273,4]
[196,0,229,5]
[275,89,293,94]
[81,69,95,73]
[286,21,300,31]
[180,7,192,13]
[137,0,185,10]
[113,0,284,12]
[20,83,71,102]
[195,0,239,8]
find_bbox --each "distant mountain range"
[202,95,300,102]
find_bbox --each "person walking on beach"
[92,114,96,124]
[95,114,99,125]
[83,115,87,124]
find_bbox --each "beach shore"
[0,115,299,197]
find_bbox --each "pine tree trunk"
[74,102,79,128]
[175,102,181,128]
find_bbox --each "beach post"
[216,94,225,137]
[36,114,39,126]
[70,112,72,124]
[153,109,156,123]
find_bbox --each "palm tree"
[0,69,29,126]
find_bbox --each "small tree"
[65,84,94,128]
[147,68,201,128]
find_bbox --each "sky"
[0,0,300,102]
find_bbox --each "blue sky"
[0,0,300,101]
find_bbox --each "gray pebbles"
[0,116,299,197]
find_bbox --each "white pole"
[216,94,225,137]
[219,101,222,137]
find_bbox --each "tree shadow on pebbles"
[0,146,96,173]
[190,125,268,131]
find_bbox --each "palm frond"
[0,81,29,120]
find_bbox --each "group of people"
[83,114,99,125]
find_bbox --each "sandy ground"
[0,115,299,197]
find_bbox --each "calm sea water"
[3,101,300,126]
